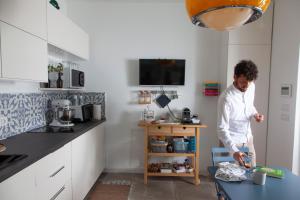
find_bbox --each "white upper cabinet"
[47,3,89,60]
[0,22,48,82]
[0,0,47,40]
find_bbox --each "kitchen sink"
[0,154,27,171]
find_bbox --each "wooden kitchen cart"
[138,121,207,185]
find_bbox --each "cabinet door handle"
[50,186,65,200]
[50,166,65,178]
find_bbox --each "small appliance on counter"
[71,104,94,122]
[93,104,102,120]
[28,126,74,133]
[63,62,85,89]
[181,107,192,124]
[0,143,6,152]
[49,99,75,127]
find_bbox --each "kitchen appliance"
[28,126,74,133]
[181,107,192,124]
[0,143,6,153]
[93,104,102,120]
[71,104,94,122]
[63,62,85,88]
[49,99,75,127]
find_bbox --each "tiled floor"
[93,173,217,200]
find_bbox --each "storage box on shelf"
[148,161,194,175]
[138,121,207,185]
[203,81,220,96]
[150,140,168,153]
[173,140,189,153]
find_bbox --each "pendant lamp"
[185,0,271,31]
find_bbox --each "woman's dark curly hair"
[234,60,258,81]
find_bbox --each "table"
[208,166,300,200]
[139,121,207,185]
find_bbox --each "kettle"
[181,107,192,124]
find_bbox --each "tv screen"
[139,59,185,85]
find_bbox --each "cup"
[253,170,266,185]
[93,104,102,120]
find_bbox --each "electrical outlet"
[0,116,8,126]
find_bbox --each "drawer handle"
[50,166,65,178]
[183,127,186,130]
[50,185,65,200]
[158,126,161,129]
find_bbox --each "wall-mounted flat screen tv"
[139,59,185,86]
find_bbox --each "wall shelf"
[148,172,195,177]
[139,121,207,185]
[148,152,195,157]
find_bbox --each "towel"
[215,162,247,182]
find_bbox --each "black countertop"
[0,119,106,183]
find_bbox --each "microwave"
[63,65,85,88]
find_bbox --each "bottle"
[144,91,151,104]
[167,143,174,153]
[79,95,84,105]
[56,72,63,88]
[138,91,145,104]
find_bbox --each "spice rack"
[138,121,207,185]
[136,90,178,105]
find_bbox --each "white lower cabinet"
[72,124,105,200]
[0,124,105,200]
[35,143,72,200]
[0,163,36,200]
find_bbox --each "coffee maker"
[181,107,192,124]
[49,99,75,127]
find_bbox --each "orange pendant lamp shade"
[185,0,271,31]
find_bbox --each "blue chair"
[210,147,250,200]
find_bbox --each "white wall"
[67,0,223,173]
[268,0,300,174]
[294,50,300,174]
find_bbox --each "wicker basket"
[150,141,168,153]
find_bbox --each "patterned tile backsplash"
[0,92,105,140]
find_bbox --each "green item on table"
[255,166,284,179]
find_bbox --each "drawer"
[148,126,171,135]
[36,168,66,200]
[35,146,68,200]
[173,127,195,136]
[35,146,66,185]
[49,180,72,200]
